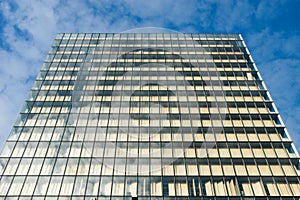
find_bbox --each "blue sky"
[0,0,299,151]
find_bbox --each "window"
[175,181,189,196]
[219,148,231,157]
[246,165,259,176]
[235,165,247,176]
[168,182,175,196]
[21,177,37,195]
[8,177,25,196]
[253,148,265,157]
[225,179,237,196]
[211,165,223,176]
[265,182,279,196]
[199,164,211,176]
[214,180,227,196]
[264,148,276,157]
[60,177,74,195]
[203,179,213,196]
[241,147,253,158]
[47,177,62,195]
[16,158,31,175]
[163,165,174,176]
[240,181,253,196]
[208,148,219,157]
[258,165,272,176]
[290,182,300,196]
[230,147,242,158]
[270,165,284,176]
[112,177,125,196]
[282,165,296,176]
[251,180,265,196]
[277,182,292,196]
[151,181,162,196]
[223,165,235,176]
[275,148,288,158]
[187,165,198,176]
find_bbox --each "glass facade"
[0,32,299,199]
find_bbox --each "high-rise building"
[0,32,299,199]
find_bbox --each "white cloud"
[263,59,300,115]
[212,0,255,31]
[0,49,36,148]
[255,0,287,20]
[246,29,300,149]
[246,29,300,63]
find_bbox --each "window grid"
[0,33,299,198]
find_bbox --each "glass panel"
[47,176,62,195]
[204,180,214,196]
[175,164,186,176]
[214,180,227,196]
[60,176,75,195]
[112,177,125,196]
[290,183,300,196]
[252,180,265,196]
[225,179,237,196]
[34,176,50,195]
[223,165,235,176]
[282,165,296,176]
[125,177,137,197]
[258,165,272,176]
[150,179,162,196]
[235,165,247,176]
[86,176,100,195]
[73,176,88,195]
[8,176,25,195]
[266,182,279,196]
[187,165,198,176]
[211,165,223,176]
[176,181,188,196]
[99,177,112,196]
[277,182,292,196]
[0,176,13,195]
[199,164,211,176]
[246,165,259,176]
[270,165,284,176]
[241,182,253,196]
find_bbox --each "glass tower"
[0,32,299,199]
